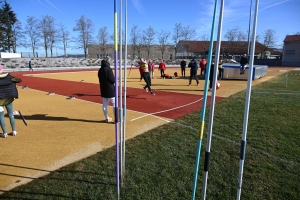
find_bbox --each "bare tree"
[261,29,277,53]
[130,25,141,58]
[201,34,210,56]
[24,16,40,57]
[11,21,25,53]
[73,15,94,58]
[157,29,170,60]
[97,26,111,57]
[237,30,247,55]
[58,23,70,57]
[224,26,245,56]
[172,23,183,59]
[180,25,196,58]
[40,15,56,57]
[143,26,156,59]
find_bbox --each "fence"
[21,52,86,59]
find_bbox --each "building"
[176,40,281,60]
[282,35,300,66]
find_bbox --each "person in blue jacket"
[188,56,199,86]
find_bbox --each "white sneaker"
[12,131,17,136]
[1,133,8,138]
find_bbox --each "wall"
[0,52,22,58]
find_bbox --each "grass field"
[0,72,299,199]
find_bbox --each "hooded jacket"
[0,73,22,106]
[188,59,198,73]
[98,60,115,98]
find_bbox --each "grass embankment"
[1,72,299,199]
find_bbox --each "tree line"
[1,1,298,59]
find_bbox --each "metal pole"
[236,0,259,199]
[113,1,120,199]
[119,0,124,186]
[286,72,288,88]
[247,0,253,58]
[191,0,219,199]
[122,0,128,186]
[202,0,224,199]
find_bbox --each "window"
[286,50,295,55]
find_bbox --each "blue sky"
[8,0,300,55]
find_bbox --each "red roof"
[284,35,300,42]
[178,40,277,55]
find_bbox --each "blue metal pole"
[191,0,219,199]
[202,0,224,199]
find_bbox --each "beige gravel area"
[0,67,293,192]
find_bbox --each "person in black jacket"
[0,65,22,138]
[240,54,248,74]
[209,61,215,91]
[188,57,199,86]
[98,56,115,123]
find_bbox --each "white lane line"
[130,97,204,121]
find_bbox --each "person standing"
[209,61,215,91]
[200,58,206,76]
[98,56,115,123]
[141,58,155,96]
[218,59,224,79]
[158,60,166,78]
[148,59,155,78]
[180,59,187,77]
[0,65,22,138]
[240,54,248,74]
[28,60,33,72]
[188,57,199,86]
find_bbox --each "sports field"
[0,66,296,196]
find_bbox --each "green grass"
[1,72,300,199]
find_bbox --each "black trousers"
[181,67,186,77]
[218,68,223,79]
[142,72,152,92]
[189,71,199,85]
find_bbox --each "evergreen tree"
[0,0,17,52]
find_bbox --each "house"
[282,35,300,66]
[176,40,281,60]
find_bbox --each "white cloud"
[130,0,144,14]
[223,0,290,23]
[35,0,50,8]
[44,0,67,16]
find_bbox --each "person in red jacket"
[158,60,166,78]
[200,58,207,76]
[148,59,155,78]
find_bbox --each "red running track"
[11,70,224,120]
